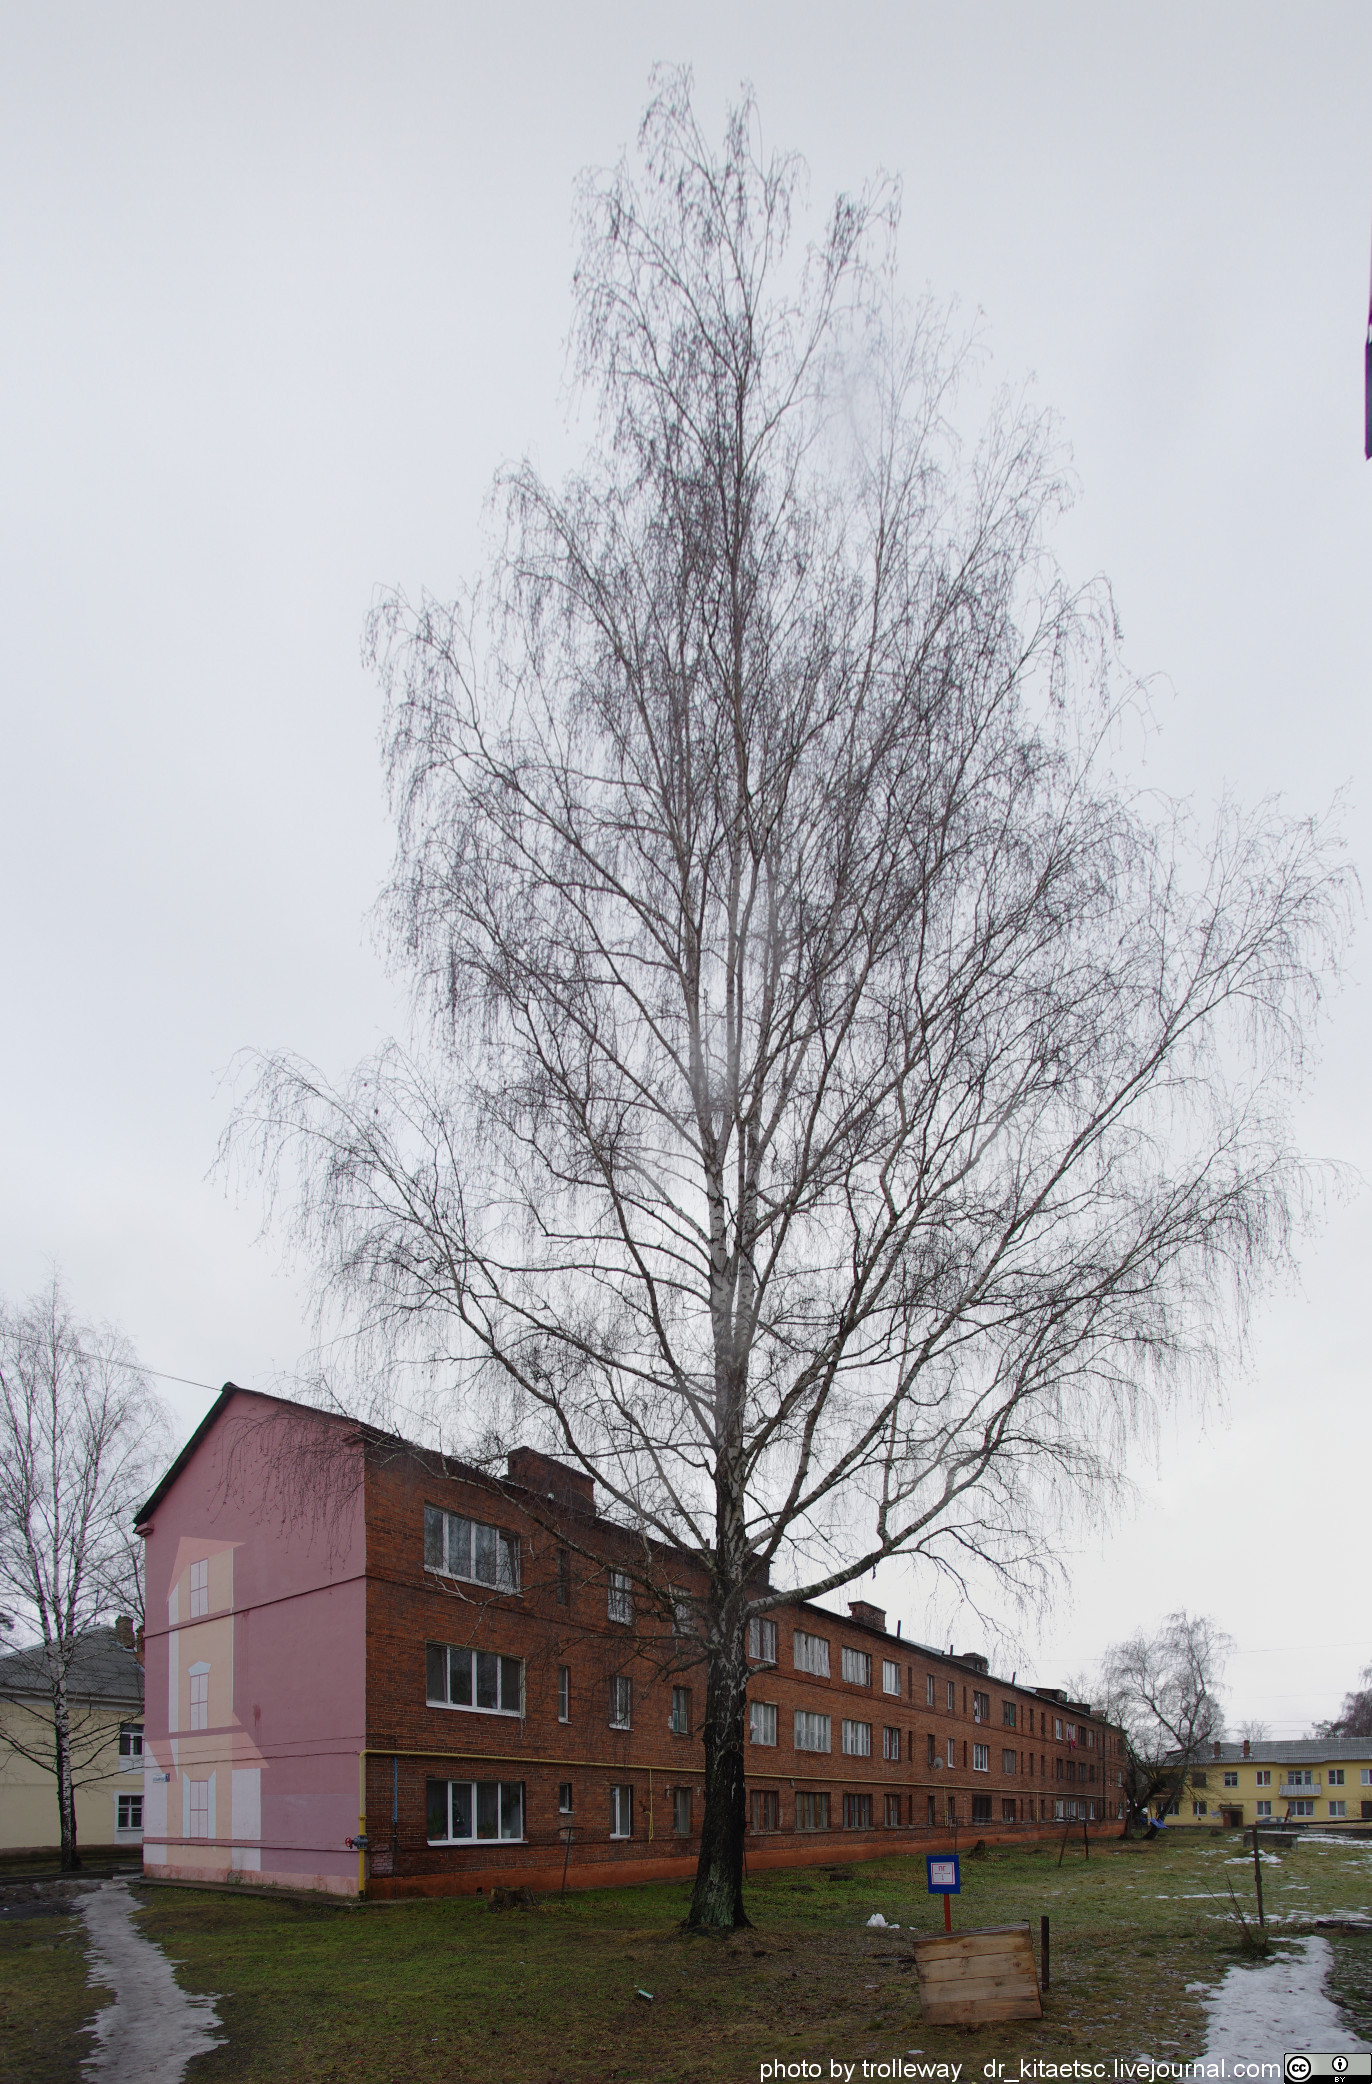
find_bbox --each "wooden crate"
[911,1923,1043,2025]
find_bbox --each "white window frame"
[557,1665,570,1723]
[973,1743,990,1773]
[607,1570,634,1625]
[426,1643,524,1717]
[188,1663,209,1732]
[189,1558,209,1619]
[1256,1769,1271,1786]
[116,1792,143,1832]
[925,1673,935,1708]
[118,1722,144,1767]
[972,1690,990,1724]
[423,1505,520,1592]
[946,1736,955,1768]
[748,1616,779,1664]
[1329,1800,1347,1817]
[882,1725,901,1762]
[1256,1800,1272,1817]
[749,1700,778,1746]
[188,1779,211,1837]
[1329,1768,1346,1786]
[610,1784,634,1838]
[841,1718,872,1757]
[794,1709,832,1754]
[427,1778,524,1843]
[793,1631,830,1678]
[609,1674,632,1730]
[881,1659,901,1697]
[1055,1717,1064,1740]
[669,1686,691,1737]
[841,1647,872,1687]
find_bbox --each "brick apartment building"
[134,1385,1124,1897]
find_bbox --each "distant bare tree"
[0,1276,169,1868]
[1314,1665,1372,1740]
[229,75,1350,1926]
[1101,1611,1232,1830]
[1237,1717,1271,1744]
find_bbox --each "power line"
[68,1348,224,1396]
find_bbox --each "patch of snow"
[78,1882,223,2083]
[1203,1937,1368,2060]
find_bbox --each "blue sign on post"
[926,1853,961,1894]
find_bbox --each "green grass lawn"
[3,1834,1370,2083]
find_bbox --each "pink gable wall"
[141,1391,367,1894]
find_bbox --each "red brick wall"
[360,1445,1124,1895]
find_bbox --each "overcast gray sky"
[2,3,1368,1731]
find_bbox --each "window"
[796,1791,830,1830]
[189,1558,209,1618]
[607,1570,634,1624]
[841,1719,871,1757]
[749,1701,778,1746]
[609,1675,632,1729]
[793,1631,830,1677]
[748,1616,778,1664]
[188,1780,210,1837]
[1001,1799,1017,1822]
[1054,1717,1064,1741]
[1362,1770,1372,1787]
[1065,1723,1077,1745]
[424,1507,520,1591]
[750,1789,779,1832]
[1256,1770,1271,1787]
[1223,1772,1239,1788]
[884,1793,902,1827]
[945,1736,955,1768]
[610,1785,633,1838]
[188,1665,209,1732]
[1291,1799,1315,1818]
[427,1779,524,1843]
[794,1710,831,1753]
[1002,1700,1017,1728]
[669,1687,691,1737]
[882,1659,901,1696]
[670,1587,696,1636]
[946,1680,955,1712]
[556,1548,570,1606]
[841,1647,872,1687]
[118,1722,144,1763]
[971,1795,992,1823]
[1284,1770,1313,1788]
[426,1644,524,1716]
[1002,1748,1017,1775]
[558,1783,573,1813]
[843,1792,872,1829]
[972,1690,990,1723]
[927,1794,937,1824]
[1329,1800,1347,1817]
[1329,1768,1346,1786]
[1256,1800,1272,1817]
[673,1787,693,1835]
[1192,1770,1208,1789]
[926,1733,937,1766]
[1193,1801,1208,1817]
[883,1726,901,1762]
[117,1794,142,1831]
[973,1744,989,1773]
[558,1666,570,1722]
[925,1674,935,1707]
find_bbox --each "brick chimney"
[1242,1738,1251,1759]
[113,1615,134,1650]
[506,1447,595,1516]
[848,1600,886,1632]
[1213,1740,1222,1760]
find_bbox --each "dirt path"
[77,1881,224,2082]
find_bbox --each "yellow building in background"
[0,1624,145,1859]
[1168,1736,1372,1829]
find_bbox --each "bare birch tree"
[1100,1611,1232,1831]
[229,76,1350,1926]
[0,1276,168,1867]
